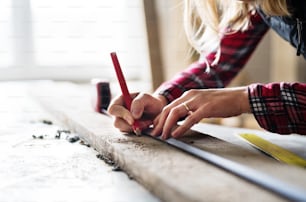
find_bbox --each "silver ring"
[183,102,191,112]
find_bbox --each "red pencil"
[110,52,141,136]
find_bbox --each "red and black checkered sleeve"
[157,13,269,103]
[249,83,306,135]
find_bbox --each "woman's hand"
[108,92,167,133]
[151,87,251,139]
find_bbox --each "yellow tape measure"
[239,133,306,168]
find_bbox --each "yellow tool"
[239,133,306,168]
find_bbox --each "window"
[0,0,151,82]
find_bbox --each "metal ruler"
[239,133,306,168]
[96,76,306,200]
[101,102,306,200]
[141,129,306,202]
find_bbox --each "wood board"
[30,82,306,202]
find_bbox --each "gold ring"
[183,102,190,112]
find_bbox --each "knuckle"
[184,89,197,97]
[134,92,148,101]
[169,107,180,117]
[162,106,171,114]
[114,120,132,133]
[187,115,198,124]
[141,93,150,99]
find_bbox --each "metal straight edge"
[141,130,306,202]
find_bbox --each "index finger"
[108,94,137,125]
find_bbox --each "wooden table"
[2,81,306,202]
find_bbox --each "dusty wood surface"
[0,82,159,202]
[30,82,306,202]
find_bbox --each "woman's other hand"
[151,87,251,139]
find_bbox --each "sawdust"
[32,135,44,139]
[110,138,147,151]
[96,153,123,172]
[41,119,53,125]
[110,136,163,153]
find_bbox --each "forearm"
[248,82,306,135]
[156,12,269,103]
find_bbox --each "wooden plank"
[30,82,306,202]
[0,82,159,202]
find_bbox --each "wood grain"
[31,82,306,202]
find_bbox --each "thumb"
[130,98,145,119]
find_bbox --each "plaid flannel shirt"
[157,13,306,135]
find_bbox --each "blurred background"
[0,0,151,82]
[1,0,306,129]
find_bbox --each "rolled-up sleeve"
[157,13,269,103]
[248,82,306,135]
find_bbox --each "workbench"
[1,81,306,202]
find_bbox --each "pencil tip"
[134,128,142,136]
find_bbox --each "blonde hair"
[184,0,290,64]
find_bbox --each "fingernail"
[153,132,160,137]
[172,133,179,139]
[150,129,156,136]
[131,109,140,117]
[127,117,134,125]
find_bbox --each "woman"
[108,0,306,139]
